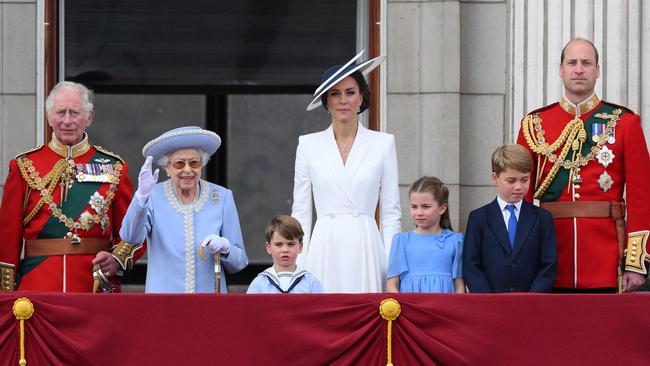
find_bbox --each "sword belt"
[541,200,626,262]
[25,238,111,257]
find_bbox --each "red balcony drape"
[1,292,648,365]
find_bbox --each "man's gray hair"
[45,81,94,118]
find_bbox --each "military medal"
[16,155,123,245]
[597,146,615,168]
[79,211,95,229]
[89,192,107,212]
[608,126,616,144]
[76,163,114,183]
[592,123,605,143]
[598,171,614,192]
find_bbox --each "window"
[63,1,359,285]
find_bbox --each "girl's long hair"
[409,176,452,230]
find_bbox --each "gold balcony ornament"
[379,298,401,366]
[13,297,35,366]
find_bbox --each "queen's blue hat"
[306,50,386,111]
[142,126,221,162]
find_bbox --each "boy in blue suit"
[463,144,557,293]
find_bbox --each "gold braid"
[522,114,585,198]
[521,110,621,199]
[17,158,69,225]
[16,156,123,231]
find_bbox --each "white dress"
[291,123,401,293]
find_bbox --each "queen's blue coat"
[120,179,248,293]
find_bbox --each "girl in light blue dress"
[387,177,465,293]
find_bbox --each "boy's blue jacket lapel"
[512,201,537,257]
[486,199,511,252]
[486,199,538,256]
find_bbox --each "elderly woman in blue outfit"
[120,126,248,293]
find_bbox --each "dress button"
[509,262,516,268]
[574,193,581,199]
[353,211,359,217]
[329,213,335,219]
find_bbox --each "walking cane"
[199,246,221,293]
[214,254,222,294]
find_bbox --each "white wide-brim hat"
[306,49,386,111]
[142,126,221,162]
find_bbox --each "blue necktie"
[506,204,517,249]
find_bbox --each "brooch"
[598,171,614,192]
[596,146,615,168]
[211,191,221,204]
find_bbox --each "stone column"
[459,1,508,231]
[387,0,462,229]
[0,0,39,198]
[508,0,650,146]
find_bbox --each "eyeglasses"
[171,160,202,169]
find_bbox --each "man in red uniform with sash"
[517,38,650,293]
[0,81,142,292]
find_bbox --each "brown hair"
[321,70,371,114]
[491,144,533,175]
[409,176,452,231]
[265,215,304,243]
[561,38,599,65]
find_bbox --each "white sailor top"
[246,266,323,294]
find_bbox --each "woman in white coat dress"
[292,51,401,293]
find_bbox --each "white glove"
[200,234,230,254]
[135,156,159,204]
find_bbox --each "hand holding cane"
[199,234,230,293]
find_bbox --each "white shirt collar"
[496,196,523,212]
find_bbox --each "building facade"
[2,0,649,247]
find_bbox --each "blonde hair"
[265,215,304,243]
[409,176,452,230]
[491,144,533,175]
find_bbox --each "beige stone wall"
[386,0,463,230]
[2,0,649,236]
[386,0,650,232]
[385,0,508,232]
[0,0,38,198]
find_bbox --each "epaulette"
[13,144,45,160]
[525,102,558,116]
[93,145,125,163]
[601,100,636,115]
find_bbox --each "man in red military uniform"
[0,81,143,292]
[517,38,650,293]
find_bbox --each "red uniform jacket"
[517,96,650,289]
[0,136,140,292]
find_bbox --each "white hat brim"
[142,126,222,163]
[307,54,386,111]
[313,50,366,97]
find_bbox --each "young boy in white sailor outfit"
[247,215,323,294]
